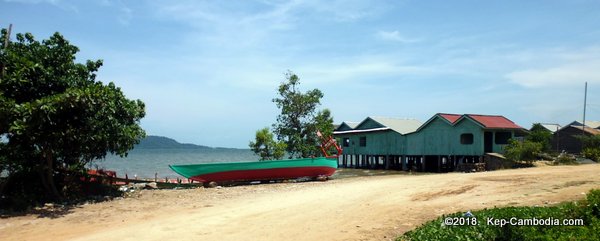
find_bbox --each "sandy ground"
[2,164,600,241]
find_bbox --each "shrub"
[504,139,542,164]
[400,189,600,241]
[555,152,578,165]
[582,148,600,162]
[527,124,553,152]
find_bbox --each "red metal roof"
[466,114,523,129]
[438,113,461,124]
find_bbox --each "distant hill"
[134,135,215,149]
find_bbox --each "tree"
[578,134,600,162]
[526,124,553,152]
[577,134,600,149]
[249,128,286,160]
[0,30,145,201]
[272,71,334,158]
[504,139,542,164]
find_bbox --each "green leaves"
[249,127,287,161]
[527,124,553,152]
[504,139,543,164]
[0,30,145,200]
[271,71,333,158]
[401,189,600,241]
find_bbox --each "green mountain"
[134,135,214,149]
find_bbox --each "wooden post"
[385,155,390,170]
[358,155,362,168]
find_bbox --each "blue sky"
[2,0,600,148]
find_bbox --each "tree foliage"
[526,123,553,152]
[503,139,542,164]
[0,30,145,202]
[271,71,334,158]
[249,128,286,160]
[576,135,600,162]
[577,134,600,149]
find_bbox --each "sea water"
[91,149,257,179]
[91,149,415,180]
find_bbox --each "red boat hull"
[189,166,336,183]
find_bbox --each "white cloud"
[4,0,78,11]
[152,0,391,46]
[506,48,600,88]
[507,62,600,88]
[298,0,390,22]
[3,0,59,4]
[376,30,419,43]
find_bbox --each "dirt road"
[2,164,599,241]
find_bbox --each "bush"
[555,152,578,165]
[504,139,542,164]
[582,148,600,162]
[527,124,553,152]
[400,189,600,241]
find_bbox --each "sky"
[2,0,600,148]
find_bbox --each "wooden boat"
[169,131,342,184]
[169,157,338,183]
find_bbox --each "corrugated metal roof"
[539,123,561,133]
[465,114,524,129]
[368,117,423,134]
[439,113,461,124]
[569,120,600,129]
[419,113,524,131]
[570,125,600,135]
[583,121,600,129]
[345,121,359,129]
[333,127,391,135]
[334,121,360,131]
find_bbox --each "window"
[343,138,350,147]
[359,136,367,146]
[495,132,511,144]
[460,133,473,144]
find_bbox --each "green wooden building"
[333,113,525,172]
[333,117,422,169]
[404,113,525,172]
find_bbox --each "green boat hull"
[169,157,338,183]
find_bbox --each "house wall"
[404,117,514,156]
[553,126,588,153]
[335,130,405,155]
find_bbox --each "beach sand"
[2,164,600,241]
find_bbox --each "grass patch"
[399,189,600,241]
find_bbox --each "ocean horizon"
[91,148,258,179]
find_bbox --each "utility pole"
[582,82,587,151]
[1,23,12,80]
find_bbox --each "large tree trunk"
[0,172,9,197]
[41,149,61,200]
